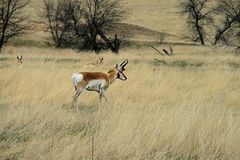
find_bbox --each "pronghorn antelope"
[97,56,104,64]
[85,57,104,68]
[17,56,23,64]
[71,59,128,111]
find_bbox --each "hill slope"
[18,0,183,47]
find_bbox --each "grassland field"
[1,0,240,159]
[1,45,240,160]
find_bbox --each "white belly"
[86,80,106,91]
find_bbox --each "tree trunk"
[91,34,98,52]
[199,32,205,45]
[96,29,120,53]
[0,32,5,52]
[55,41,62,48]
[196,19,205,45]
[0,42,3,52]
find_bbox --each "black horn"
[120,59,128,67]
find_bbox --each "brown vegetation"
[1,46,240,159]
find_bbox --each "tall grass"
[0,46,240,160]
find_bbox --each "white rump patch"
[71,73,83,88]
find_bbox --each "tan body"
[72,71,117,92]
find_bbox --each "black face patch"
[117,71,127,81]
[117,72,120,79]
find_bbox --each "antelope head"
[98,57,104,64]
[17,56,23,64]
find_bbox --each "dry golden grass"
[0,46,240,160]
[1,1,238,159]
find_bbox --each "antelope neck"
[107,71,117,84]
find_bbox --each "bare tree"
[44,0,126,53]
[43,0,82,48]
[82,0,126,53]
[0,0,28,51]
[213,0,240,45]
[179,0,214,45]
